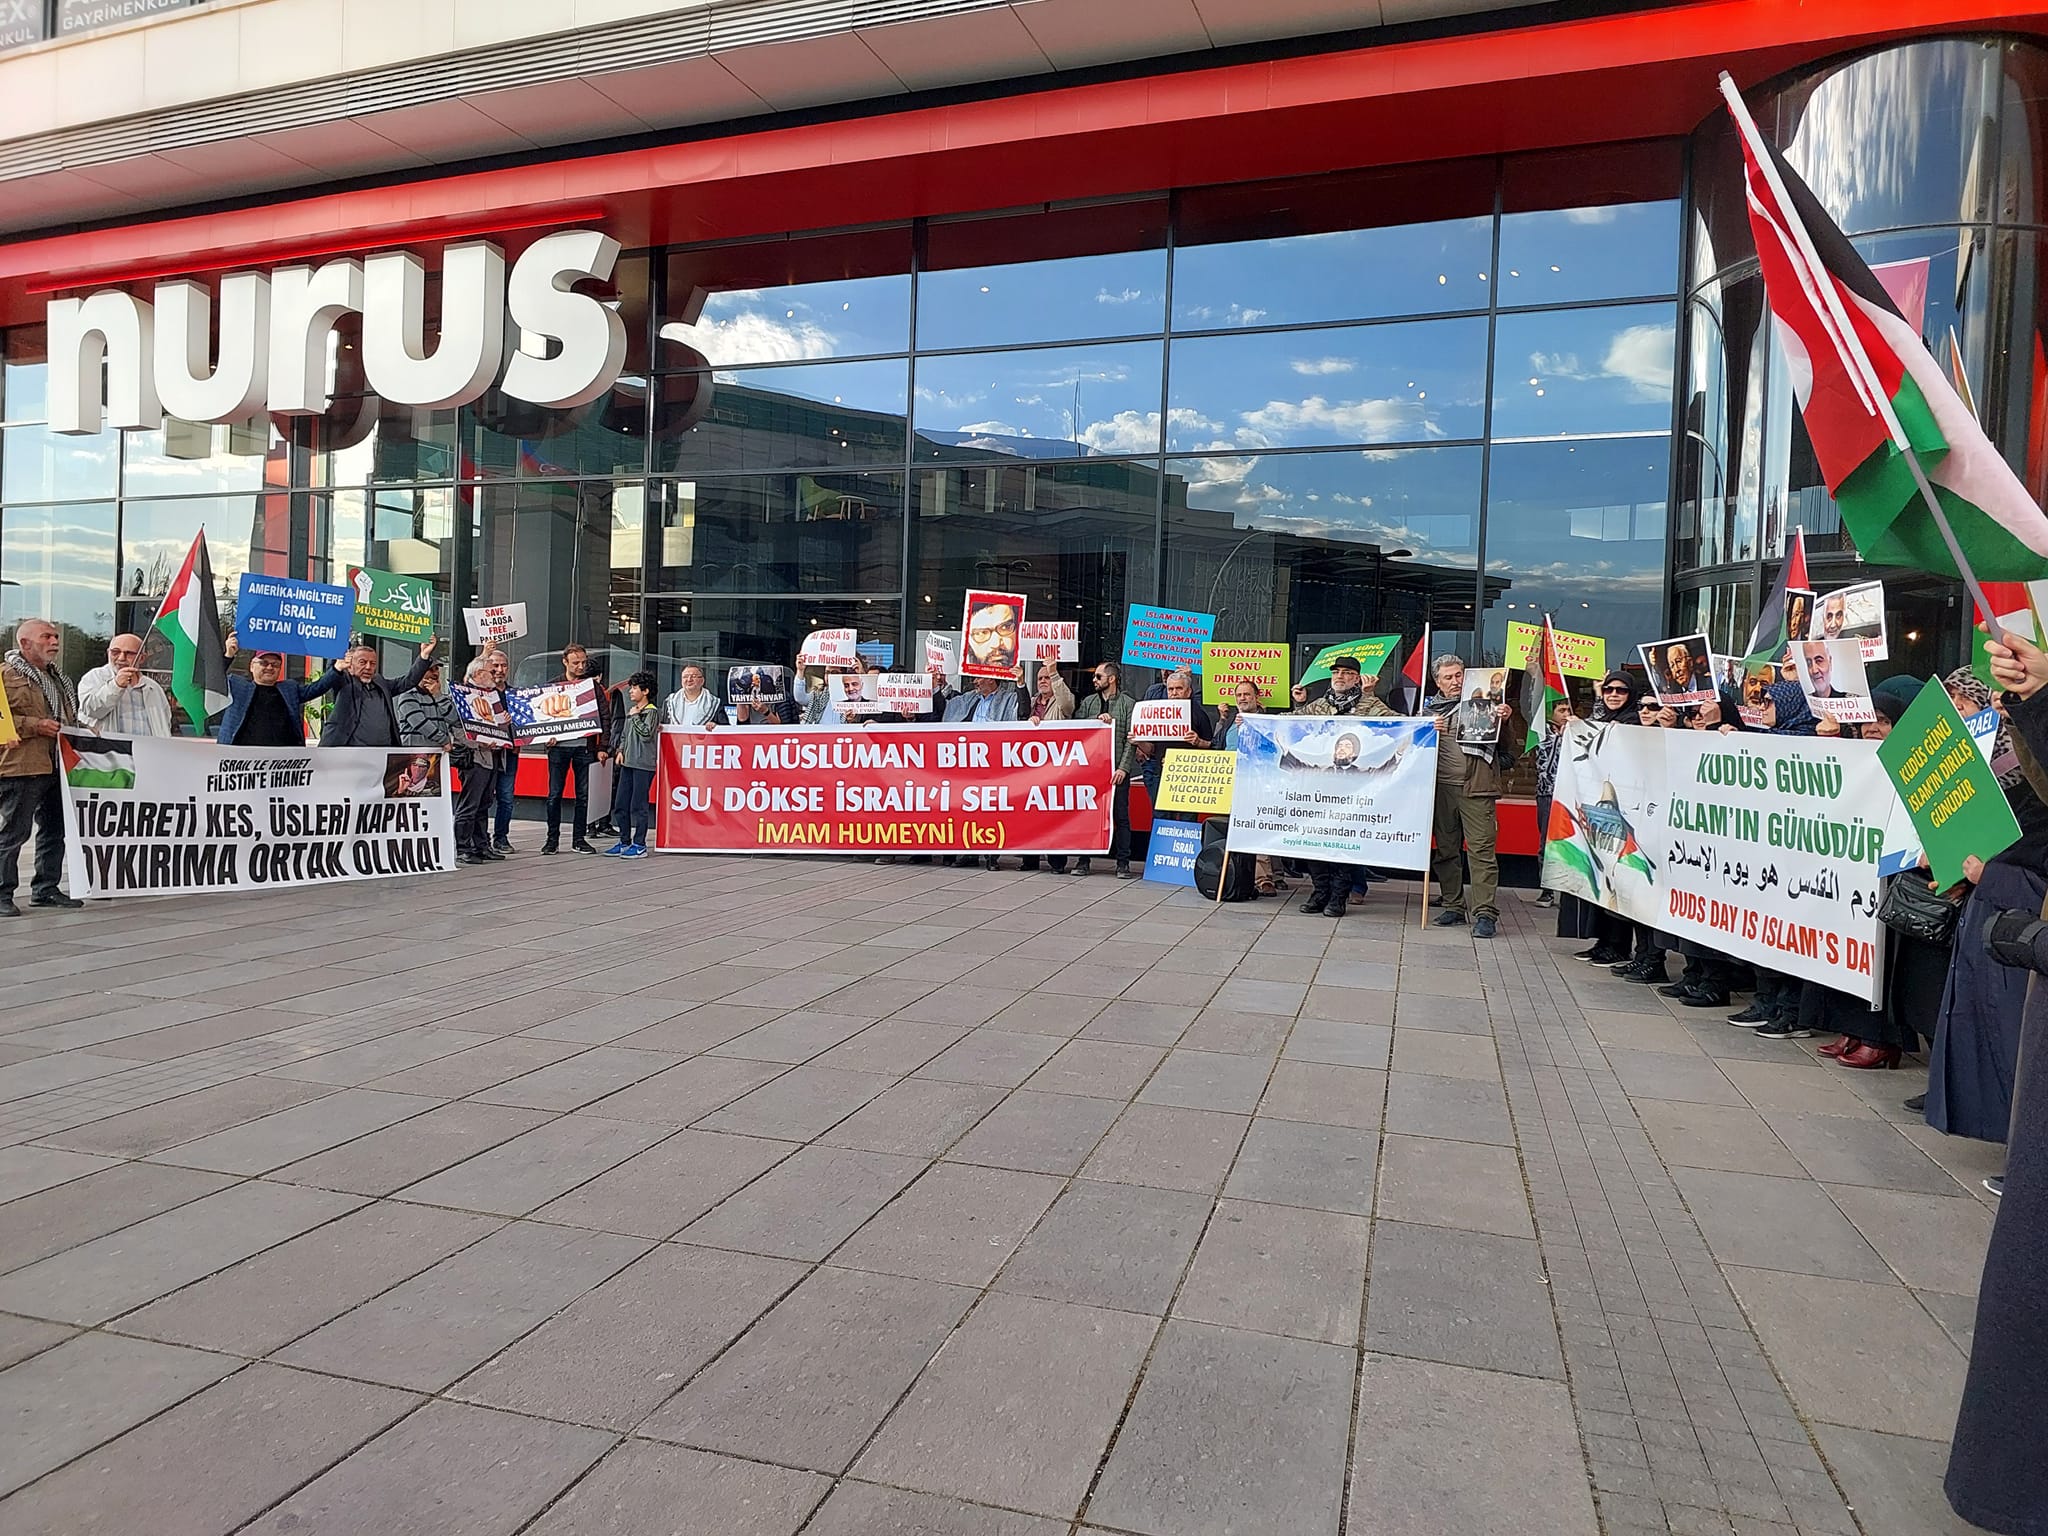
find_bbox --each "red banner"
[656,722,1113,856]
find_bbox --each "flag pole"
[1417,618,1433,931]
[1719,72,2005,641]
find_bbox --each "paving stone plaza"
[0,855,2003,1535]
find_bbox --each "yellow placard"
[1156,748,1236,815]
[1199,643,1290,706]
[1506,622,1607,678]
[0,678,15,748]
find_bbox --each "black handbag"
[1876,873,1965,945]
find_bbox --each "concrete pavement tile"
[144,1088,439,1174]
[1313,958,1400,991]
[809,976,945,1017]
[833,1162,1064,1286]
[1634,1098,1804,1177]
[707,1010,880,1063]
[609,1006,782,1055]
[1602,1047,1745,1107]
[1257,1060,1386,1129]
[262,1027,495,1086]
[1347,1353,1598,1536]
[694,1064,897,1140]
[1582,1008,1705,1056]
[0,1163,236,1273]
[0,1314,71,1370]
[241,1400,614,1536]
[1383,1072,1514,1146]
[995,1179,1210,1315]
[1138,1049,1272,1113]
[1223,1117,1377,1216]
[1080,999,1197,1046]
[115,1201,501,1355]
[1809,1424,1978,1536]
[451,1243,803,1430]
[854,1291,1157,1518]
[0,1332,239,1495]
[1280,1018,1392,1070]
[679,1144,926,1261]
[274,1221,650,1391]
[988,992,1110,1037]
[1396,967,1483,1000]
[1377,1134,1533,1238]
[1364,1221,1563,1380]
[1089,1319,1353,1536]
[819,1077,1005,1158]
[895,985,1030,1025]
[1022,1039,1166,1100]
[642,1266,976,1471]
[0,1362,419,1536]
[0,1145,118,1202]
[1672,1167,1891,1282]
[1918,1285,1978,1352]
[393,1113,669,1216]
[1725,1267,1965,1440]
[1082,1104,1249,1194]
[1174,1198,1370,1345]
[803,1483,1063,1536]
[1390,1027,1500,1082]
[1122,970,1225,1007]
[581,1056,786,1126]
[945,1089,1122,1174]
[38,1077,336,1158]
[524,1440,828,1535]
[1210,977,1308,1015]
[532,1129,795,1239]
[269,1102,555,1195]
[365,1036,585,1096]
[812,1020,969,1074]
[0,1179,364,1326]
[1300,985,1396,1024]
[1721,1059,1884,1119]
[1176,1009,1291,1056]
[915,1029,1066,1088]
[0,1053,145,1104]
[1763,1111,1959,1195]
[469,1046,683,1111]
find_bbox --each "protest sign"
[506,679,603,743]
[1506,622,1606,678]
[1200,643,1289,706]
[655,722,1113,856]
[727,665,788,707]
[451,685,513,750]
[1122,604,1215,670]
[348,566,437,644]
[1794,638,1874,725]
[1544,719,1896,1001]
[962,591,1026,678]
[830,673,884,717]
[921,630,960,682]
[1299,635,1400,687]
[1641,634,1715,706]
[463,602,527,645]
[876,674,934,713]
[1019,621,1078,662]
[57,734,455,899]
[1813,580,1888,662]
[0,681,14,747]
[1878,680,2021,888]
[1227,716,1438,871]
[1156,748,1235,815]
[797,628,858,667]
[1131,699,1193,742]
[1457,668,1510,744]
[1145,820,1203,887]
[235,573,356,657]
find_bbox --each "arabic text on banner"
[57,735,456,898]
[1227,716,1439,871]
[349,567,438,644]
[655,722,1113,856]
[1543,719,1896,1002]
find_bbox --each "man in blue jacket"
[219,635,338,747]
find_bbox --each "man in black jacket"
[542,643,612,855]
[317,636,439,747]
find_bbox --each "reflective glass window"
[1491,305,1676,440]
[1495,201,1681,306]
[120,494,300,606]
[1167,319,1488,451]
[468,479,642,676]
[652,471,904,595]
[457,392,649,481]
[649,359,909,475]
[2,324,48,423]
[661,228,913,369]
[643,594,902,698]
[123,419,282,498]
[920,202,1168,352]
[0,500,116,676]
[912,341,1164,462]
[1,421,120,502]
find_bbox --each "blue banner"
[1122,604,1215,671]
[1144,820,1202,887]
[235,574,358,658]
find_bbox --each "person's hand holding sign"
[1987,634,2048,699]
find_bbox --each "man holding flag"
[150,530,230,732]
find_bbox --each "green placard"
[1300,634,1400,687]
[1877,678,2021,888]
[347,566,437,643]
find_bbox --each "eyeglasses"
[1601,684,1629,694]
[969,619,1019,645]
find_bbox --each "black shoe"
[1904,1093,1928,1113]
[1019,858,1040,872]
[1299,895,1328,914]
[1586,946,1628,965]
[1727,1004,1769,1025]
[571,840,601,855]
[480,846,507,861]
[1325,899,1347,919]
[1431,910,1466,927]
[493,840,515,854]
[1472,915,1497,939]
[982,856,999,871]
[0,899,18,917]
[460,851,492,865]
[541,840,560,855]
[589,818,614,837]
[29,893,83,909]
[1657,980,1692,999]
[1624,963,1669,985]
[1755,1021,1818,1040]
[1116,864,1137,880]
[1071,861,1091,876]
[1429,894,1446,908]
[1680,988,1732,1009]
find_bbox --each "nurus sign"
[46,229,628,435]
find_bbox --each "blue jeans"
[493,754,518,842]
[617,765,653,845]
[545,741,595,843]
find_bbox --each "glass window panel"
[1479,438,1669,664]
[456,394,648,481]
[643,595,901,699]
[1,421,120,501]
[916,248,1166,351]
[650,358,908,475]
[913,341,1164,462]
[3,323,48,423]
[1495,201,1682,305]
[1168,320,1487,451]
[652,470,904,595]
[0,500,117,677]
[466,479,638,686]
[1162,446,1483,653]
[661,228,912,369]
[122,418,283,497]
[911,458,1158,672]
[120,495,301,614]
[1491,305,1676,440]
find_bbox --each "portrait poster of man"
[1719,655,1777,726]
[1811,580,1888,662]
[1457,667,1509,745]
[727,665,788,707]
[1794,638,1874,724]
[1784,589,1816,648]
[961,590,1026,678]
[1639,634,1715,707]
[829,672,883,717]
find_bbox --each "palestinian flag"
[1541,800,1599,898]
[1523,620,1569,754]
[59,733,135,790]
[1401,623,1430,715]
[1741,528,1810,663]
[1725,75,2048,581]
[150,531,230,730]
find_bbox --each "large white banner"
[1228,716,1439,870]
[58,733,457,899]
[1543,720,1895,1001]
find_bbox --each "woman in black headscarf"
[1560,670,1644,955]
